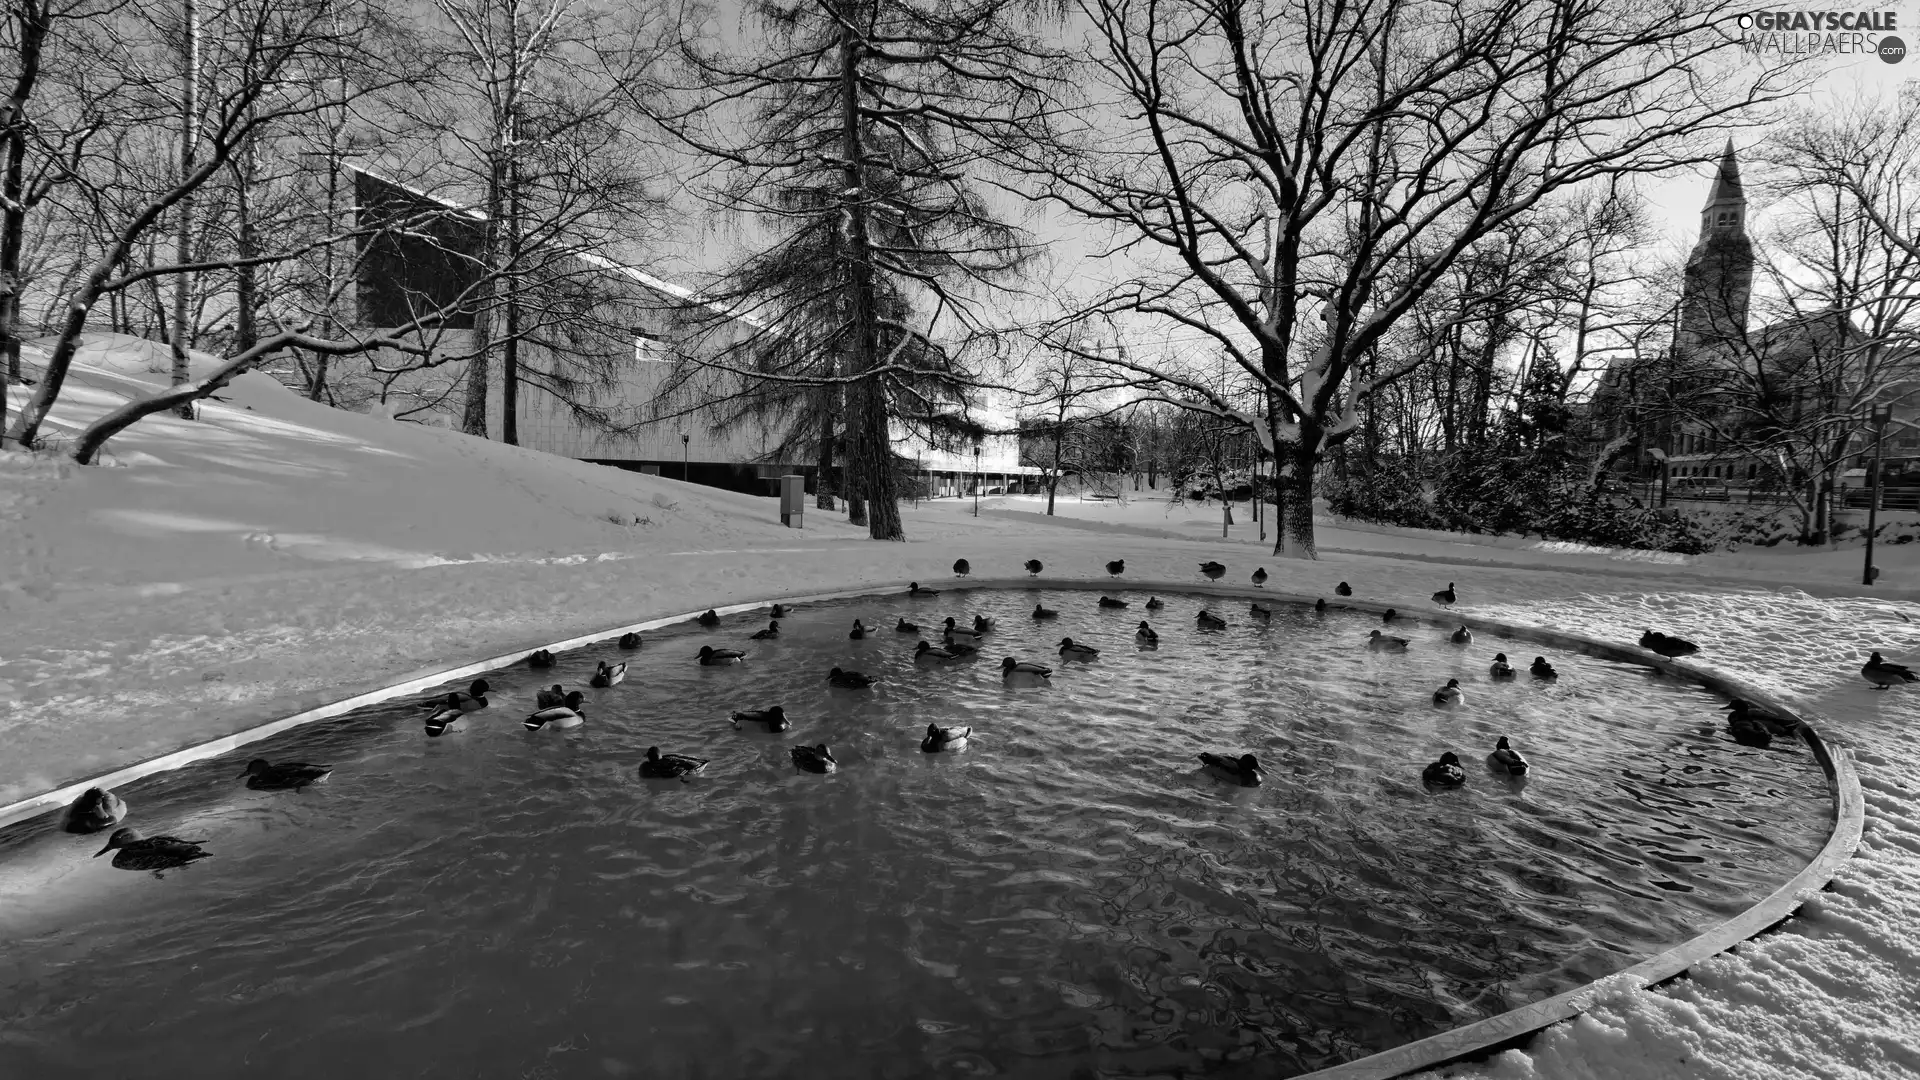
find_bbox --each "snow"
[4,333,1920,1078]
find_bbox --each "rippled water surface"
[0,589,1832,1079]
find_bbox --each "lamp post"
[1648,447,1669,507]
[1864,404,1894,585]
[681,433,689,483]
[973,442,982,517]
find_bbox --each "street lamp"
[973,442,982,517]
[681,432,690,483]
[1648,447,1670,507]
[1864,404,1894,585]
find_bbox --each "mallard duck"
[1432,583,1457,605]
[921,723,971,752]
[1382,608,1398,623]
[1367,630,1409,652]
[1432,679,1465,706]
[1251,567,1268,587]
[1335,581,1353,596]
[697,645,746,666]
[1530,656,1558,680]
[770,604,792,619]
[915,639,960,664]
[1862,651,1916,689]
[524,691,587,730]
[1489,653,1516,679]
[639,746,709,781]
[731,705,791,732]
[1721,698,1802,735]
[826,666,877,688]
[1198,561,1226,579]
[972,614,994,634]
[1098,595,1129,609]
[1024,559,1043,576]
[940,635,981,659]
[1487,736,1529,775]
[1314,598,1327,613]
[1059,637,1100,660]
[424,694,469,737]
[1001,656,1053,682]
[697,609,722,627]
[1641,629,1701,658]
[943,616,983,640]
[527,649,555,669]
[590,660,627,687]
[1135,621,1158,643]
[1106,559,1125,576]
[1250,601,1275,619]
[64,787,128,834]
[618,632,642,650]
[953,558,971,577]
[1198,751,1262,786]
[750,620,781,640]
[1422,752,1466,788]
[850,619,871,640]
[1728,716,1773,748]
[239,759,333,790]
[791,744,838,773]
[896,617,920,633]
[93,828,210,875]
[1196,610,1227,629]
[419,679,491,712]
[908,581,940,596]
[1145,597,1165,609]
[535,684,566,709]
[1450,625,1473,645]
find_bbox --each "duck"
[1640,629,1701,658]
[1489,653,1516,679]
[419,679,492,712]
[697,645,747,666]
[896,617,920,633]
[750,620,781,640]
[639,746,709,781]
[921,723,972,752]
[1198,560,1226,579]
[1728,715,1773,748]
[618,632,642,650]
[1135,621,1158,643]
[1024,559,1043,576]
[1432,679,1464,706]
[1059,637,1100,660]
[535,684,567,709]
[850,619,871,640]
[1145,597,1165,610]
[1862,651,1916,689]
[64,787,128,834]
[1422,752,1466,788]
[697,609,722,627]
[770,604,792,619]
[791,744,838,773]
[953,558,971,577]
[1450,625,1473,645]
[972,614,995,634]
[1367,630,1409,652]
[1250,601,1276,619]
[1335,581,1353,596]
[942,616,983,640]
[1098,595,1129,609]
[524,691,587,730]
[590,660,627,687]
[826,666,877,688]
[1487,736,1529,775]
[1198,752,1263,786]
[914,640,961,665]
[1031,602,1061,620]
[1002,656,1054,682]
[1106,559,1125,576]
[1251,567,1268,587]
[1314,598,1327,613]
[939,635,981,659]
[731,705,791,732]
[1432,583,1457,605]
[239,759,333,790]
[93,828,211,875]
[1530,656,1558,680]
[909,581,940,596]
[1721,698,1802,735]
[1196,610,1227,630]
[1382,608,1398,623]
[527,649,555,669]
[424,694,470,737]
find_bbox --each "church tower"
[1676,140,1754,355]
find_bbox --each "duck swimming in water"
[1002,657,1053,683]
[94,828,210,876]
[1489,653,1516,679]
[1251,567,1268,587]
[1025,559,1044,576]
[914,640,961,665]
[1450,625,1473,645]
[1728,715,1773,748]
[420,679,492,712]
[1099,595,1129,609]
[791,744,838,773]
[1059,637,1100,660]
[64,787,128,834]
[942,617,982,640]
[1145,597,1165,610]
[1250,601,1276,619]
[1367,630,1409,652]
[1196,610,1228,630]
[1198,561,1227,580]
[921,724,971,752]
[909,581,940,596]
[953,558,971,577]
[697,645,747,666]
[1135,621,1158,643]
[1422,753,1466,788]
[524,691,587,730]
[1382,608,1398,623]
[619,632,642,649]
[590,660,627,688]
[1198,752,1263,787]
[536,684,567,709]
[1862,651,1916,690]
[750,620,781,640]
[972,614,994,634]
[731,705,791,732]
[940,636,982,659]
[850,619,871,640]
[239,759,332,790]
[826,666,876,688]
[527,649,555,669]
[1432,679,1464,706]
[896,617,920,633]
[424,694,470,737]
[1487,737,1529,776]
[697,609,722,627]
[770,604,792,619]
[1721,698,1801,735]
[1336,582,1353,597]
[1032,603,1059,620]
[639,747,709,782]
[1530,656,1558,681]
[1432,583,1457,606]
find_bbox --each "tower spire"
[1705,139,1743,208]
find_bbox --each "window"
[1716,210,1735,227]
[634,331,671,363]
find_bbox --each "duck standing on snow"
[1432,583,1457,605]
[1032,603,1059,620]
[1489,653,1516,679]
[94,828,210,876]
[896,617,920,633]
[1336,581,1353,597]
[618,632,642,650]
[751,620,781,640]
[731,705,791,732]
[1450,625,1473,645]
[239,759,333,790]
[1025,559,1044,577]
[1059,637,1100,660]
[1530,656,1558,681]
[1432,679,1464,706]
[1367,630,1409,652]
[1196,610,1227,630]
[921,724,971,752]
[953,559,971,577]
[1641,629,1701,658]
[1251,567,1268,587]
[64,787,128,834]
[791,744,838,773]
[639,747,709,782]
[1487,737,1529,775]
[525,691,587,730]
[850,619,871,641]
[527,649,555,669]
[826,667,877,688]
[1002,657,1053,684]
[697,609,722,627]
[1135,621,1158,643]
[590,660,627,687]
[1106,559,1125,577]
[1199,561,1227,580]
[1422,753,1466,788]
[908,581,940,596]
[1099,595,1129,609]
[697,645,747,666]
[1862,651,1916,690]
[1198,752,1263,787]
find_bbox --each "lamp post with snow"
[1648,447,1669,507]
[681,433,690,483]
[1864,404,1894,586]
[973,442,982,517]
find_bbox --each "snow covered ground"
[2,335,1917,1078]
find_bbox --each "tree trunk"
[1276,437,1319,558]
[230,144,257,357]
[499,90,521,444]
[171,0,200,420]
[0,1,49,432]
